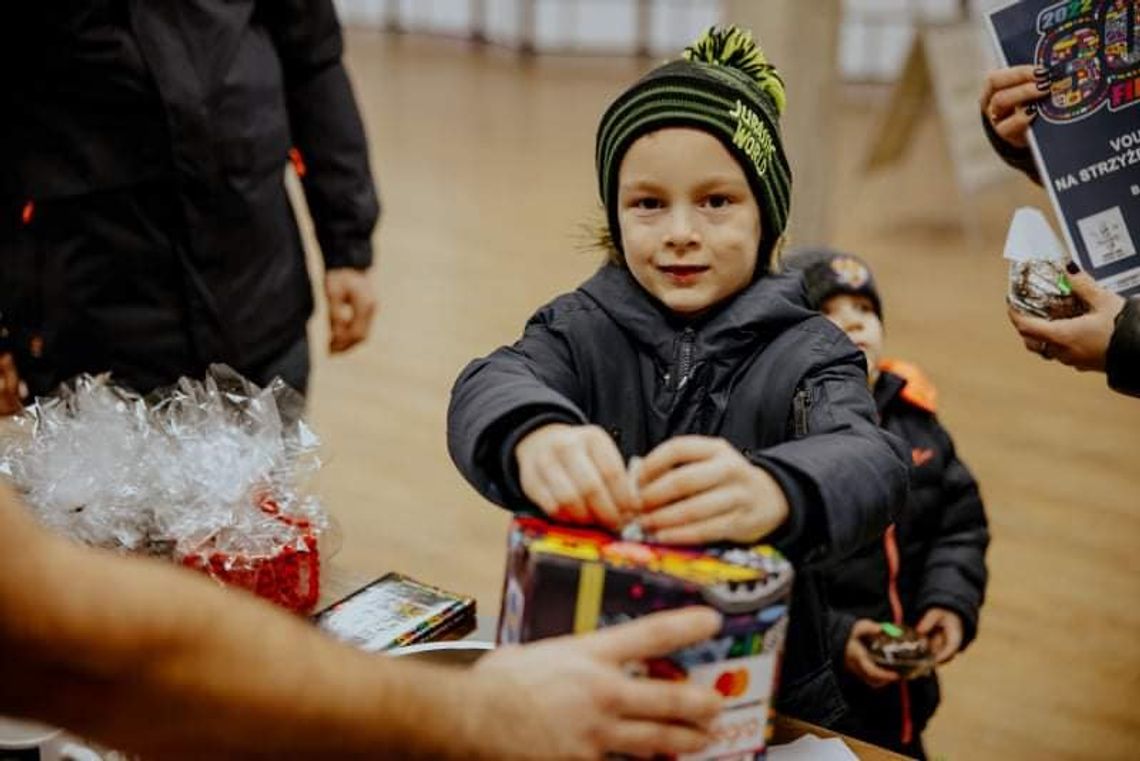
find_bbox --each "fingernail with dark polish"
[1024,104,1037,116]
[1066,261,1080,274]
[1034,65,1047,77]
[1036,79,1051,91]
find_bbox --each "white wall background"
[334,0,1012,80]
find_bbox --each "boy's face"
[821,293,883,385]
[617,128,762,316]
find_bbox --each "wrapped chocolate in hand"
[1008,259,1087,319]
[867,623,935,680]
[1003,207,1088,320]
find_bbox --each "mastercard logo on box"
[714,668,750,698]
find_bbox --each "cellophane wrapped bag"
[0,365,327,613]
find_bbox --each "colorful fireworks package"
[498,516,794,760]
[0,365,327,613]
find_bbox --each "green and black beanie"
[595,26,792,270]
[781,246,883,320]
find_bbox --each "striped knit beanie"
[596,26,792,270]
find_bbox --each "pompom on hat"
[595,26,792,271]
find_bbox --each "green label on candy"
[880,622,903,638]
[1058,274,1073,296]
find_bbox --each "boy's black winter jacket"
[825,363,989,750]
[448,263,909,726]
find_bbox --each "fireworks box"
[498,516,794,760]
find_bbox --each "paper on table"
[768,734,859,761]
[1004,207,1067,263]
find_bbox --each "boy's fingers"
[854,649,899,686]
[564,448,620,528]
[638,488,735,532]
[639,457,726,510]
[638,436,721,487]
[651,511,742,546]
[540,465,589,523]
[587,434,639,516]
[582,607,722,663]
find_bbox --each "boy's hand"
[515,423,638,529]
[473,607,723,759]
[634,436,789,545]
[844,619,901,688]
[916,607,964,665]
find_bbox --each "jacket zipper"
[792,387,812,437]
[675,327,695,390]
[883,525,914,747]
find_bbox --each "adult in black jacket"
[783,248,989,759]
[0,0,378,410]
[979,66,1140,396]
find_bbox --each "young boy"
[782,247,990,758]
[447,27,909,727]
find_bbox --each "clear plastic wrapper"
[1003,207,1087,320]
[0,365,327,612]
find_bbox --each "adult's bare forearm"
[0,494,491,758]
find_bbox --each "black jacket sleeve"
[751,335,909,566]
[915,426,990,649]
[1107,296,1140,398]
[263,0,379,270]
[981,111,1042,185]
[447,305,589,509]
[824,607,860,673]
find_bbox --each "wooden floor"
[301,31,1140,760]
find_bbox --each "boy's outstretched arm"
[748,338,909,565]
[915,434,990,651]
[0,484,724,759]
[448,306,589,508]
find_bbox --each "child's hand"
[515,423,638,529]
[844,619,901,688]
[634,436,789,545]
[916,607,964,665]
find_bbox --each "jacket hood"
[578,263,816,366]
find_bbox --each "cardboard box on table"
[498,517,794,760]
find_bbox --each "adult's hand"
[1008,270,1125,371]
[473,607,723,760]
[979,64,1047,149]
[325,267,377,353]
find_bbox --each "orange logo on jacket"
[911,448,935,467]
